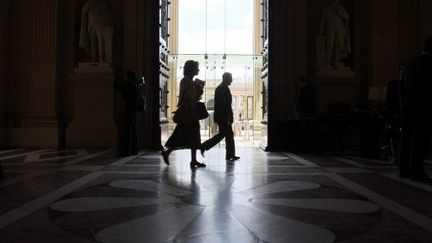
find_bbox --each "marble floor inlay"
[0,147,432,242]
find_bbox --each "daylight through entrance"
[165,0,264,146]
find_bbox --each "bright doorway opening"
[165,0,263,146]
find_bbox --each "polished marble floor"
[1,147,432,242]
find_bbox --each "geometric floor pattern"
[1,147,432,242]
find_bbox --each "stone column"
[0,0,10,147]
[370,0,420,86]
[370,0,401,86]
[9,0,61,147]
[30,0,58,117]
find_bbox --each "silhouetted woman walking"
[162,60,206,168]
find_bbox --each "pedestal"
[66,63,116,148]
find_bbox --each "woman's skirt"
[165,122,200,149]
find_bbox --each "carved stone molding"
[30,0,58,117]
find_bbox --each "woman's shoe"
[226,156,240,161]
[190,161,206,168]
[161,151,170,165]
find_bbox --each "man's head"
[423,36,432,54]
[222,72,233,86]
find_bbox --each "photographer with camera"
[115,70,146,157]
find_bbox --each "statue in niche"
[79,0,113,64]
[317,0,351,68]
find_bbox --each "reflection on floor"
[1,147,432,242]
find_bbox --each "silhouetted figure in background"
[200,72,239,161]
[399,37,432,183]
[296,76,315,118]
[162,60,206,168]
[384,62,405,165]
[115,71,141,157]
[296,76,316,152]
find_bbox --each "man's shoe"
[161,151,170,165]
[226,156,240,161]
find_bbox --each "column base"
[7,118,61,147]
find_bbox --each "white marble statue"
[318,0,351,67]
[79,0,113,64]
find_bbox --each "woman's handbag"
[173,102,208,124]
[196,102,209,120]
[172,107,198,124]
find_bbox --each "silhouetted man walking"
[200,72,239,161]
